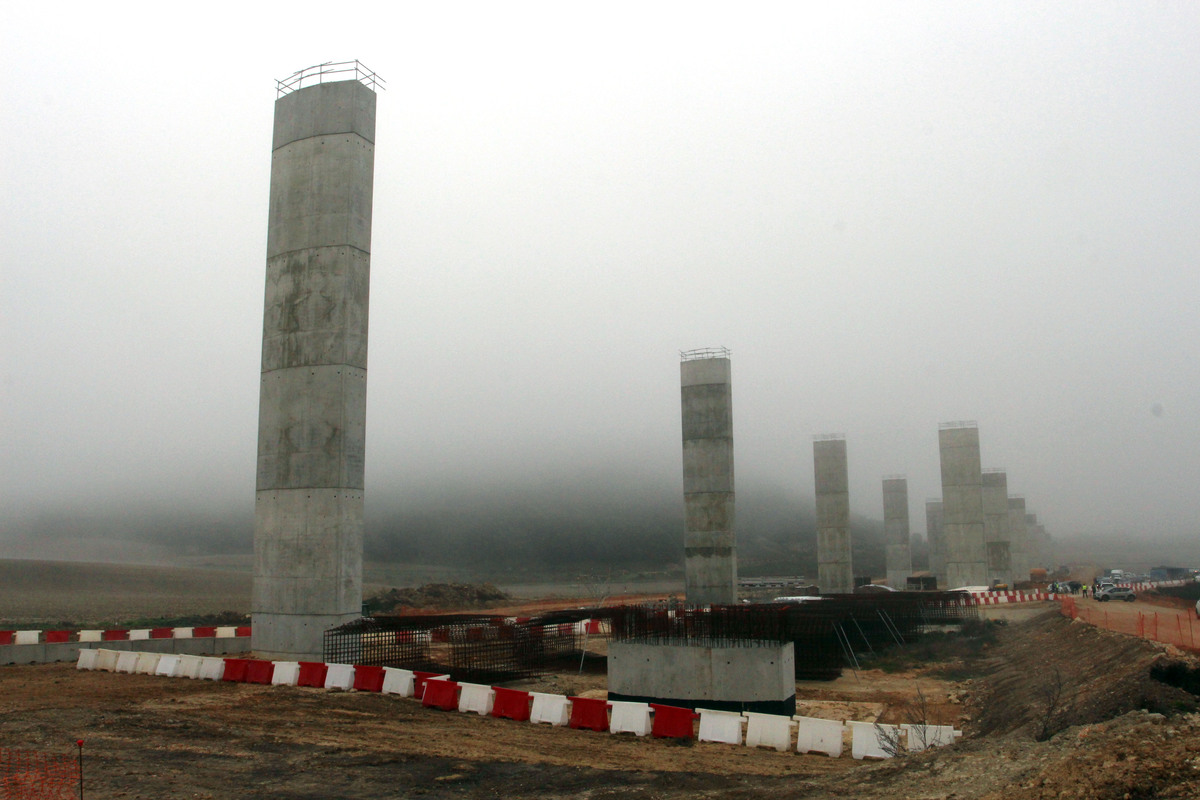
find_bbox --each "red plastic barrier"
[431,629,450,643]
[45,630,71,644]
[649,704,699,739]
[413,671,445,699]
[244,660,274,685]
[568,696,609,732]
[102,629,129,641]
[421,679,460,711]
[193,626,217,638]
[0,632,12,645]
[235,626,251,637]
[585,619,602,635]
[491,687,532,721]
[150,628,174,639]
[353,665,385,692]
[297,661,328,688]
[222,658,249,682]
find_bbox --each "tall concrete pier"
[253,64,381,659]
[925,499,945,587]
[981,469,1011,587]
[938,422,987,589]
[882,476,910,588]
[1007,496,1029,584]
[680,348,736,605]
[814,435,852,593]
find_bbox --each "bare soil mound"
[366,583,512,614]
[970,609,1199,740]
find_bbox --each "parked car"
[1096,586,1136,602]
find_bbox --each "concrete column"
[925,499,945,587]
[814,435,852,593]
[882,476,910,589]
[1007,496,1028,585]
[253,76,377,660]
[680,349,736,605]
[1025,513,1042,569]
[981,469,1012,587]
[938,422,987,589]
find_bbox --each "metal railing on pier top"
[680,346,731,362]
[276,60,386,97]
[938,420,978,430]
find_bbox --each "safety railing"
[276,61,385,97]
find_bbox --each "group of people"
[1048,580,1109,598]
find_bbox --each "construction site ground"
[5,594,1200,798]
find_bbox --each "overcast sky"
[3,2,1198,548]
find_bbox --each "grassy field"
[0,559,251,627]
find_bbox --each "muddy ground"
[4,603,1200,799]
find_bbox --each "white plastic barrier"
[173,627,194,639]
[529,692,570,726]
[198,656,225,681]
[794,715,844,757]
[135,652,162,675]
[609,701,652,736]
[94,649,120,672]
[744,712,794,752]
[176,654,203,679]
[324,663,355,691]
[697,708,744,745]
[901,724,960,752]
[115,651,140,674]
[215,626,238,639]
[457,682,496,716]
[381,667,415,697]
[14,630,39,645]
[129,629,152,641]
[156,654,181,677]
[271,661,301,686]
[76,649,99,670]
[849,721,899,760]
[78,630,103,643]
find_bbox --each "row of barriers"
[0,626,250,645]
[77,648,960,760]
[1059,597,1200,652]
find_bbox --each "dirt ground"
[6,580,1200,798]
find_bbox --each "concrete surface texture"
[607,641,795,716]
[882,477,911,588]
[814,437,853,594]
[680,355,737,606]
[1007,496,1029,584]
[925,499,945,587]
[253,78,377,660]
[938,424,988,588]
[981,470,1012,587]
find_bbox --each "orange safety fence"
[0,747,76,800]
[1059,597,1200,652]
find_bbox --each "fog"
[3,3,1199,570]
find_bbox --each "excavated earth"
[4,605,1200,799]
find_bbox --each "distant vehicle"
[1096,586,1135,602]
[854,584,897,593]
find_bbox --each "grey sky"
[3,2,1198,548]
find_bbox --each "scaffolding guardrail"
[680,347,731,362]
[276,60,386,97]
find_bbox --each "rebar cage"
[323,609,600,683]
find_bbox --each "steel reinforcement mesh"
[607,592,978,679]
[0,748,76,800]
[323,593,976,682]
[323,610,599,683]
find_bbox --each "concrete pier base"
[608,641,795,716]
